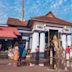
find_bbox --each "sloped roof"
[31,11,72,26]
[0,26,20,38]
[7,18,27,27]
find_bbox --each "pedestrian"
[26,49,31,66]
[22,49,27,66]
[44,47,50,66]
[65,46,70,70]
[70,44,72,68]
[35,46,39,65]
[8,46,14,65]
[18,42,25,66]
[13,42,19,67]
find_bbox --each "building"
[0,26,20,50]
[29,11,72,53]
[7,18,32,50]
[7,11,72,53]
[0,11,71,66]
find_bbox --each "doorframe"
[48,29,59,46]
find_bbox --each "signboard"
[22,36,29,40]
[35,24,45,31]
[62,26,70,33]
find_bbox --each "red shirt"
[65,47,70,54]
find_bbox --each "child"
[21,49,27,66]
[26,49,31,66]
[8,47,14,65]
[13,43,19,67]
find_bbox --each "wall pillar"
[67,35,71,46]
[31,32,39,53]
[61,34,66,49]
[25,40,28,50]
[40,32,45,52]
[29,36,32,49]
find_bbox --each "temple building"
[7,11,72,53]
[29,11,72,53]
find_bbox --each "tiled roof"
[31,11,72,26]
[0,26,20,38]
[7,18,27,27]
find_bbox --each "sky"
[0,0,72,24]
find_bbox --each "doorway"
[49,29,58,68]
[49,30,58,41]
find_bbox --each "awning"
[0,26,20,38]
[0,31,17,38]
[12,28,20,35]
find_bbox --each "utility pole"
[22,0,24,21]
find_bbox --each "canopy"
[0,26,20,38]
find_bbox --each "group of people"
[7,40,72,69]
[8,42,31,67]
[7,44,50,67]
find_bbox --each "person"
[65,46,70,70]
[44,47,50,66]
[18,42,25,66]
[26,49,31,66]
[13,43,19,67]
[35,46,39,65]
[21,49,27,66]
[70,44,72,68]
[8,46,14,65]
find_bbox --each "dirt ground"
[0,65,67,72]
[0,59,71,72]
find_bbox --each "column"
[61,34,66,49]
[40,32,45,52]
[31,32,39,53]
[67,35,71,46]
[39,32,45,66]
[29,36,32,49]
[25,40,28,50]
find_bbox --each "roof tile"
[31,12,72,26]
[7,18,27,27]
